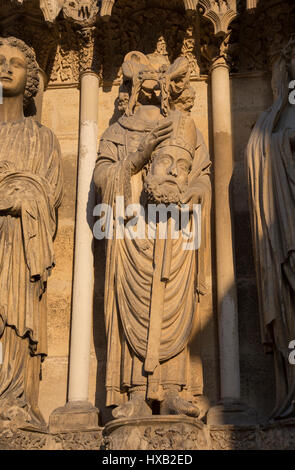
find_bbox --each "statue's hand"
[129,120,173,174]
[181,184,207,210]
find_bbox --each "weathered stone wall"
[40,86,79,421]
[39,70,276,425]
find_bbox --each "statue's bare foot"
[160,391,200,418]
[112,393,152,419]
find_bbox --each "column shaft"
[211,59,240,402]
[68,72,99,403]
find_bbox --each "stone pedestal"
[209,424,258,450]
[103,416,210,450]
[49,401,99,433]
[0,426,103,450]
[2,418,295,450]
[258,418,295,450]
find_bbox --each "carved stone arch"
[100,0,200,19]
[100,0,201,81]
[0,17,58,77]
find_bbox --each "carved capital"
[199,0,237,36]
[77,26,99,75]
[201,31,237,71]
[209,54,228,73]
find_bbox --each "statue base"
[49,401,99,433]
[2,417,295,449]
[103,415,210,450]
[206,400,257,426]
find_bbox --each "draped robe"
[0,117,63,424]
[247,60,295,419]
[94,113,211,406]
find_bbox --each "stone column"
[212,57,240,402]
[49,27,99,433]
[67,68,99,408]
[207,57,255,425]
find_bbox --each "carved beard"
[143,173,186,206]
